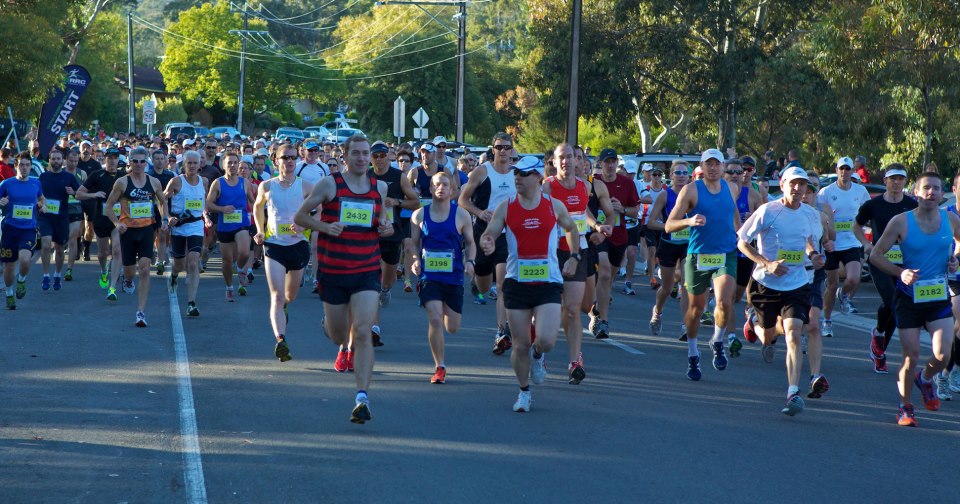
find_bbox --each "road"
[1,256,958,503]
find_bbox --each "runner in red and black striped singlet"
[317,171,384,276]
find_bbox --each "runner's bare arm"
[252,180,270,243]
[457,164,488,219]
[407,208,423,276]
[399,173,420,210]
[664,183,700,234]
[104,177,126,228]
[478,200,507,254]
[458,206,477,278]
[377,180,393,237]
[645,191,668,232]
[294,176,341,236]
[868,214,909,280]
[552,198,579,255]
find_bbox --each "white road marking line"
[168,279,208,503]
[583,330,646,355]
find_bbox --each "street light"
[376,1,466,144]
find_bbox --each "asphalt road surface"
[1,256,958,503]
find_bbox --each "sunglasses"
[726,169,744,175]
[651,172,663,176]
[493,144,513,151]
[436,144,446,149]
[514,170,538,177]
[839,166,853,171]
[372,153,387,159]
[129,159,147,164]
[280,155,297,160]
[307,148,320,152]
[673,170,689,176]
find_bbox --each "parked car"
[164,122,196,139]
[194,127,210,138]
[210,126,241,139]
[303,126,331,139]
[325,127,364,144]
[275,127,306,142]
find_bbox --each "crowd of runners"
[3,130,960,427]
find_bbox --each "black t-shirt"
[199,164,223,186]
[855,193,918,244]
[77,158,101,175]
[372,166,403,242]
[81,168,124,221]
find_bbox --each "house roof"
[115,66,170,94]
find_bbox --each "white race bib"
[423,249,454,273]
[696,253,725,271]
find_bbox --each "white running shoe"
[935,373,953,401]
[530,348,547,384]
[513,390,532,412]
[949,367,960,393]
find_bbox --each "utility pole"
[564,0,582,146]
[375,1,466,143]
[237,4,248,135]
[127,11,135,134]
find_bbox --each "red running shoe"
[431,366,446,384]
[897,403,917,427]
[334,350,348,372]
[743,317,758,344]
[915,373,941,411]
[347,350,355,372]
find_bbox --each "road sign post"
[412,108,429,141]
[393,96,406,142]
[142,94,156,136]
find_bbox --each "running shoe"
[649,277,660,290]
[679,324,688,342]
[106,288,117,301]
[622,281,636,295]
[897,403,917,427]
[743,315,758,344]
[52,276,62,291]
[379,288,391,308]
[782,393,805,416]
[187,302,200,317]
[403,279,413,292]
[41,276,50,291]
[16,279,26,299]
[396,266,403,280]
[588,308,599,336]
[700,311,714,326]
[761,343,776,364]
[199,261,206,273]
[64,268,73,281]
[915,373,941,411]
[712,341,728,371]
[670,284,679,299]
[225,289,235,302]
[728,333,743,358]
[808,374,830,399]
[687,355,702,381]
[346,350,355,372]
[650,309,662,336]
[431,366,446,384]
[156,261,165,275]
[512,390,532,412]
[98,272,109,289]
[870,329,888,374]
[568,357,586,385]
[170,274,178,289]
[6,295,15,310]
[616,267,626,279]
[935,373,952,401]
[239,284,249,296]
[821,319,833,337]
[530,349,547,384]
[274,337,292,362]
[594,319,610,339]
[372,326,384,347]
[487,286,498,300]
[493,327,512,355]
[350,397,372,424]
[253,258,262,270]
[246,271,254,284]
[122,279,135,294]
[836,287,849,314]
[135,310,147,328]
[334,350,348,372]
[474,292,486,305]
[846,300,858,314]
[949,367,960,393]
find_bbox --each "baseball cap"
[884,167,907,178]
[624,160,639,174]
[419,142,436,153]
[80,140,92,147]
[432,136,448,146]
[182,138,196,147]
[597,148,617,162]
[256,148,270,157]
[693,166,703,177]
[641,163,654,172]
[105,147,120,156]
[370,141,389,154]
[700,149,724,163]
[836,156,854,169]
[512,155,544,175]
[779,166,809,184]
[740,155,756,167]
[304,140,319,149]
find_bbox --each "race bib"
[571,212,587,234]
[834,220,853,232]
[129,201,153,219]
[67,195,79,204]
[13,204,33,219]
[696,253,726,271]
[185,199,203,211]
[673,227,690,241]
[386,207,394,222]
[45,199,61,214]
[777,249,803,265]
[423,249,454,273]
[223,210,243,223]
[518,258,550,282]
[419,198,432,208]
[597,210,620,227]
[913,277,947,303]
[277,223,296,235]
[885,245,903,265]
[339,198,374,227]
[102,203,120,217]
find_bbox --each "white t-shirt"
[817,182,870,251]
[295,160,331,186]
[738,200,823,292]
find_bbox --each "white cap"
[884,167,907,178]
[779,166,809,184]
[836,156,854,169]
[700,149,724,163]
[624,160,639,174]
[182,138,196,147]
[432,135,448,145]
[240,155,254,165]
[641,163,654,171]
[512,155,544,175]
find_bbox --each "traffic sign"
[393,96,406,139]
[412,107,429,128]
[414,127,429,140]
[142,98,156,125]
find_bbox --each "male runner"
[149,148,176,274]
[869,171,960,427]
[206,153,255,301]
[0,153,45,309]
[38,148,80,291]
[479,156,580,411]
[164,150,208,317]
[75,147,125,299]
[63,148,86,280]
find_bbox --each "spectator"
[0,148,14,180]
[855,155,871,183]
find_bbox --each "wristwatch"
[571,253,582,262]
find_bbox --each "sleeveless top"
[505,195,562,284]
[119,176,156,228]
[170,174,205,237]
[661,187,688,244]
[373,167,404,242]
[317,172,383,276]
[471,162,516,236]
[546,176,588,251]
[420,202,464,286]
[897,210,953,296]
[688,179,737,254]
[736,186,751,258]
[216,176,250,232]
[265,177,306,246]
[67,171,83,217]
